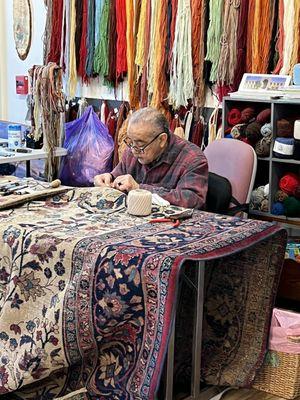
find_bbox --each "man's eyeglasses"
[123,132,164,154]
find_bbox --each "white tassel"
[280,0,295,75]
[100,101,107,124]
[168,0,193,109]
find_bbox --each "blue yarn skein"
[271,202,285,215]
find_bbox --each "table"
[0,146,67,176]
[0,187,287,399]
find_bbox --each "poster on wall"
[13,0,32,60]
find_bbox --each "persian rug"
[0,187,287,399]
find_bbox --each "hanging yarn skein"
[205,0,223,83]
[273,0,284,74]
[135,0,147,78]
[147,0,159,98]
[191,0,206,106]
[77,0,89,82]
[251,0,272,74]
[280,0,295,75]
[151,0,168,109]
[217,0,240,85]
[168,0,193,109]
[93,0,109,76]
[116,0,127,79]
[85,0,96,78]
[68,0,77,98]
[126,0,139,108]
[289,0,300,74]
[29,63,65,181]
[245,0,255,72]
[233,0,248,89]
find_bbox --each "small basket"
[252,349,300,399]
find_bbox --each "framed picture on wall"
[13,0,32,60]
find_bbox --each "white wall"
[0,0,8,120]
[4,1,46,123]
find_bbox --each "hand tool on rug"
[149,217,181,227]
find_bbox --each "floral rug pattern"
[0,188,286,399]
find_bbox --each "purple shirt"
[111,133,208,209]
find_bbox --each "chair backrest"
[204,138,257,211]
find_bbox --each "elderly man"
[94,107,208,209]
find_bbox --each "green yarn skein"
[283,196,300,217]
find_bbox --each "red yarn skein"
[279,173,300,195]
[228,108,242,126]
[256,108,271,124]
[240,107,255,123]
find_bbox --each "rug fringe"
[55,387,88,400]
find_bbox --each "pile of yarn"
[250,184,269,212]
[225,107,272,157]
[271,172,300,217]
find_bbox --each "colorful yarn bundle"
[43,2,300,110]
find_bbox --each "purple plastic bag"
[60,106,114,186]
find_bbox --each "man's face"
[125,121,168,164]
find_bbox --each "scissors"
[149,218,180,227]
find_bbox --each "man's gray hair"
[129,107,170,136]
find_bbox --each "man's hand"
[112,174,139,192]
[94,173,113,187]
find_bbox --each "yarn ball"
[261,123,272,138]
[245,121,262,145]
[228,108,242,126]
[264,183,269,197]
[271,202,285,215]
[274,190,289,202]
[225,134,234,139]
[255,138,270,157]
[284,196,300,217]
[277,119,294,138]
[250,186,265,208]
[279,173,300,195]
[256,108,271,124]
[231,123,246,139]
[294,185,300,199]
[240,107,255,123]
[259,198,269,212]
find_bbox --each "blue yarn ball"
[225,134,233,139]
[271,202,285,215]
